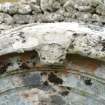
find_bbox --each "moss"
[0,0,17,3]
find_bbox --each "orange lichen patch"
[0,51,38,70]
[66,54,100,73]
[0,51,101,74]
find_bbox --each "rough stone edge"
[0,22,105,64]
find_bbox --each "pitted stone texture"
[68,33,105,60]
[0,65,105,105]
[18,4,32,14]
[1,22,105,63]
[96,4,105,16]
[36,12,64,22]
[40,0,61,12]
[13,14,35,24]
[0,13,14,24]
[1,0,105,25]
[30,4,42,13]
[37,44,66,64]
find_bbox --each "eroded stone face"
[37,44,66,64]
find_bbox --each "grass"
[0,0,17,3]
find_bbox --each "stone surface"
[0,53,104,105]
[0,0,105,105]
[3,13,14,24]
[18,4,32,14]
[0,22,105,64]
[37,12,64,22]
[0,13,14,24]
[37,44,66,64]
[40,0,61,12]
[0,0,105,25]
[0,2,18,14]
[0,13,4,23]
[96,4,105,16]
[13,14,35,24]
[75,5,92,12]
[30,4,42,13]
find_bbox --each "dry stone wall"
[1,0,105,27]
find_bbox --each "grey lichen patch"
[50,95,66,105]
[68,32,105,61]
[21,72,42,86]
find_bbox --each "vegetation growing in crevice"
[0,0,17,3]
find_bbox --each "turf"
[0,0,17,3]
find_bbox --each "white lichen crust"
[0,22,105,64]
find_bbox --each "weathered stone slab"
[0,22,105,64]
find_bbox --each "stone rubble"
[0,0,105,28]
